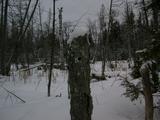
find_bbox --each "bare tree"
[48,0,56,97]
[99,4,107,77]
[0,0,9,75]
[0,0,4,74]
[58,7,64,68]
[87,19,98,63]
[6,0,39,70]
[142,0,149,27]
[38,0,43,34]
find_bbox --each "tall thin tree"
[48,0,56,97]
[0,0,4,74]
[0,0,9,75]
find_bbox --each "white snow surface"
[0,62,144,120]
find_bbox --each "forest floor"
[0,61,146,120]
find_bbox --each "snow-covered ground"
[0,61,145,120]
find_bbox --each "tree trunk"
[48,0,56,97]
[58,7,64,68]
[140,63,153,120]
[1,0,9,75]
[68,35,93,120]
[0,0,4,74]
[102,45,106,76]
[152,0,159,31]
[142,0,149,27]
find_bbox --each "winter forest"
[0,0,160,120]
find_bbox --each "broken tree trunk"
[68,34,93,120]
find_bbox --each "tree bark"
[1,0,9,75]
[58,7,64,68]
[68,35,93,120]
[140,63,153,120]
[0,0,4,74]
[48,0,56,97]
[142,0,149,27]
[152,0,159,31]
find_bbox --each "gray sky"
[41,0,135,36]
[42,0,110,20]
[41,0,111,32]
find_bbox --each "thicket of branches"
[0,0,159,76]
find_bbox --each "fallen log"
[91,74,106,81]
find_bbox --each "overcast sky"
[41,0,135,35]
[42,0,110,20]
[41,0,109,32]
